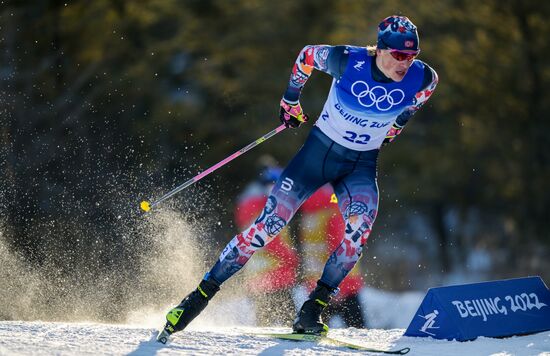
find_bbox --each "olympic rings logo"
[350,81,405,111]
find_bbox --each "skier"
[159,15,438,339]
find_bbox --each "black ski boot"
[157,278,220,343]
[292,281,336,335]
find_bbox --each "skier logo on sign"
[419,310,440,336]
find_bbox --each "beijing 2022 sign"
[405,276,550,341]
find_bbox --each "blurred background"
[1,0,549,324]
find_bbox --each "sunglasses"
[388,49,420,61]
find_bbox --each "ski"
[253,332,410,354]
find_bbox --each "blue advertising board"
[404,276,550,341]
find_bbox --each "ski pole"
[140,123,287,212]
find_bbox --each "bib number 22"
[343,131,370,144]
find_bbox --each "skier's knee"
[344,218,374,250]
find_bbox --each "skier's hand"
[383,123,403,143]
[279,99,309,128]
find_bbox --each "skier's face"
[375,49,417,82]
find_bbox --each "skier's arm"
[384,64,439,143]
[283,45,349,103]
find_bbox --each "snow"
[359,287,425,329]
[0,288,549,355]
[0,268,548,355]
[0,320,548,355]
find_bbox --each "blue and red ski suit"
[207,45,438,292]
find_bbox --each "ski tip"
[156,329,171,344]
[396,347,411,355]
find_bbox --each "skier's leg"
[162,128,331,337]
[318,169,378,289]
[206,193,296,285]
[294,154,378,334]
